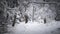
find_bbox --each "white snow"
[5,20,60,34]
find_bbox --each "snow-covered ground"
[4,20,60,34]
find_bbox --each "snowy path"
[5,21,60,34]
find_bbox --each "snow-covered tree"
[26,3,56,23]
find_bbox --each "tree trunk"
[12,14,16,27]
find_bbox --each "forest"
[0,0,60,34]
